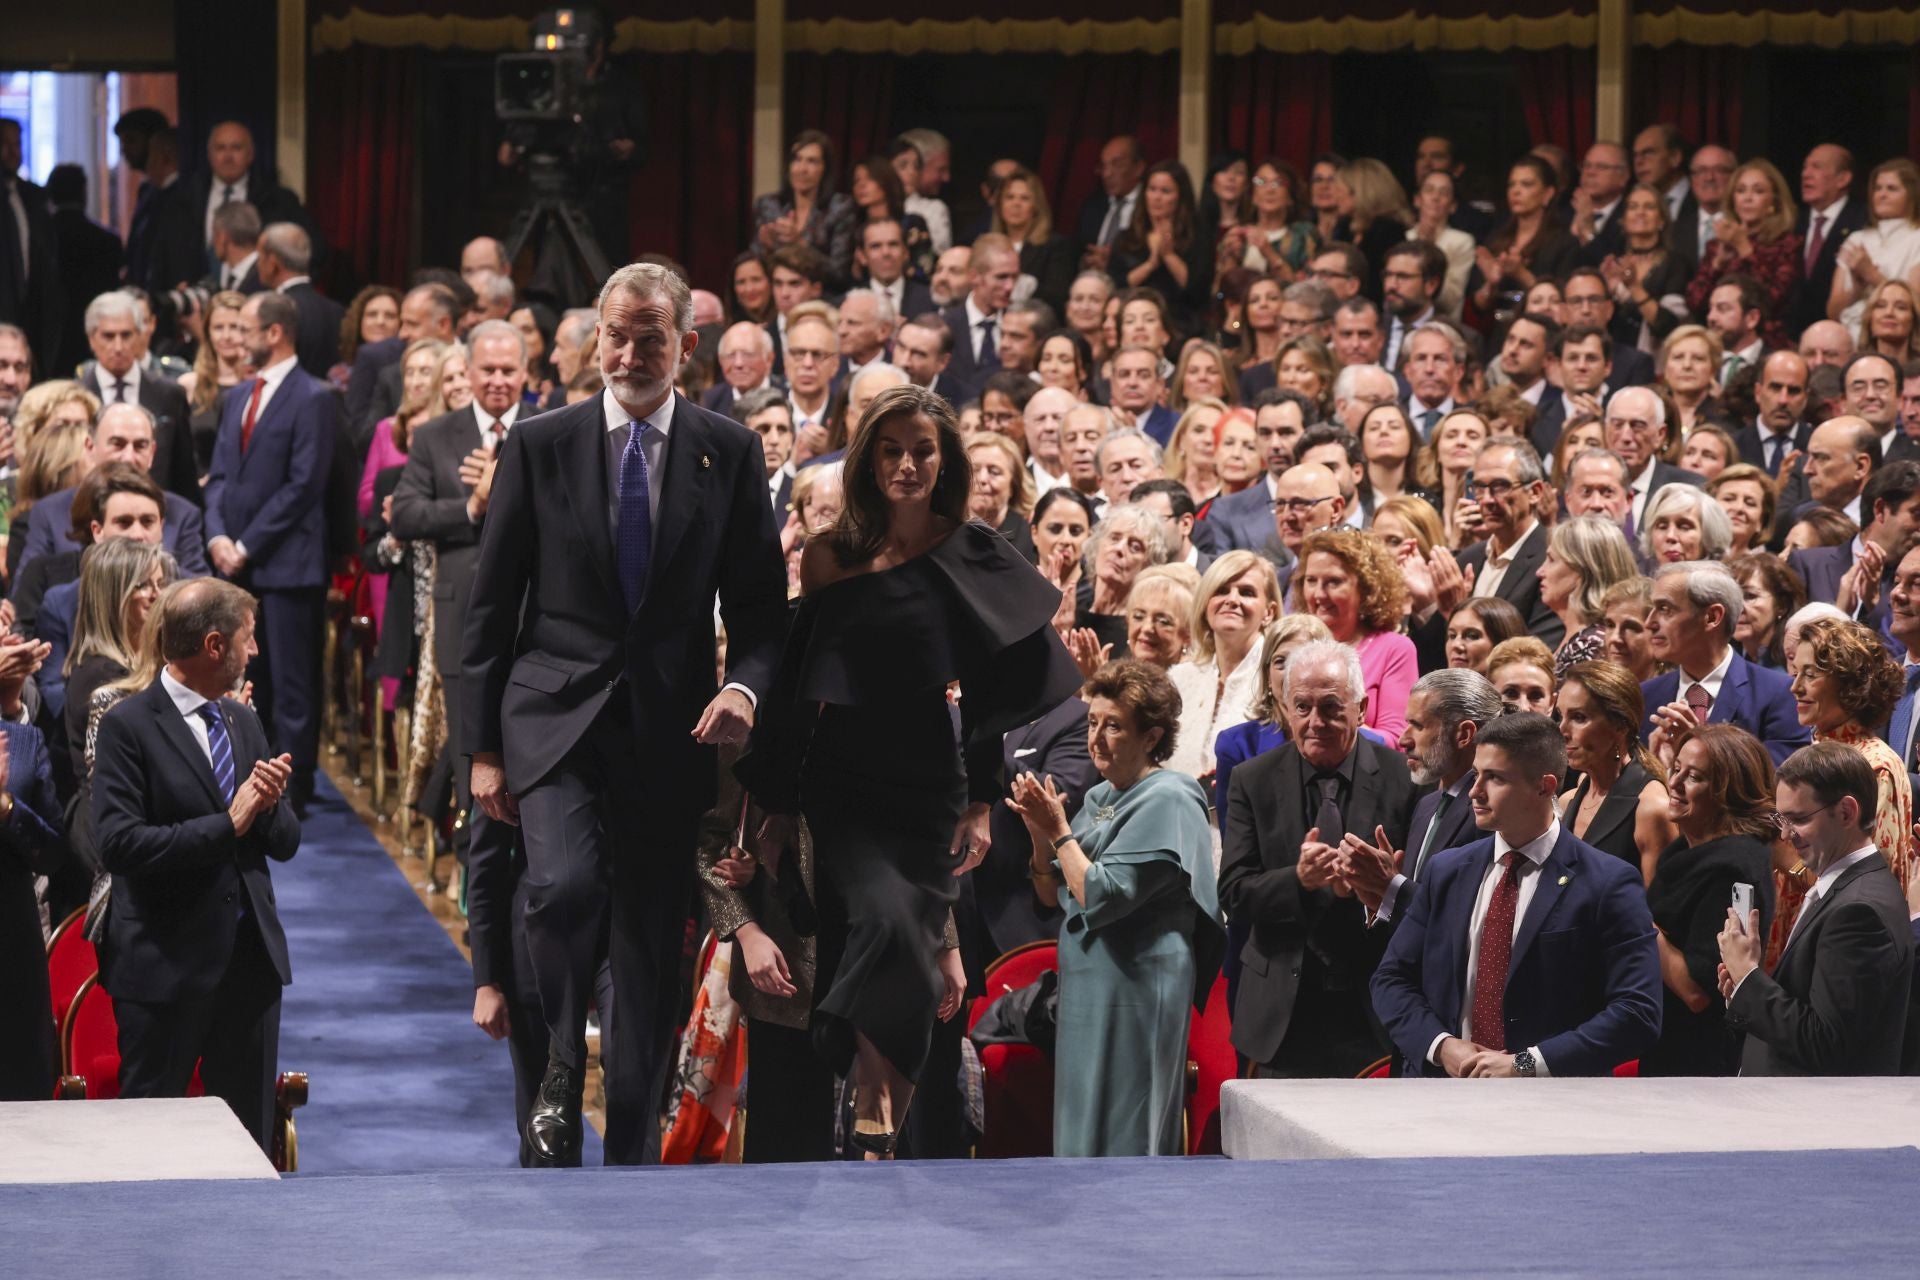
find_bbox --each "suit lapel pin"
[701,454,711,469]
[1558,875,1570,886]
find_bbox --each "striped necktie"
[198,702,236,804]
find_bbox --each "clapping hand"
[1336,826,1403,912]
[1836,539,1886,615]
[1296,828,1348,895]
[1065,627,1112,680]
[229,753,293,836]
[1646,700,1701,770]
[1429,546,1468,613]
[1007,771,1069,848]
[461,445,499,521]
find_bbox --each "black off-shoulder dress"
[738,522,1082,1081]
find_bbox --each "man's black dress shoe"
[526,1051,583,1167]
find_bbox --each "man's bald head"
[1800,319,1855,369]
[461,237,511,289]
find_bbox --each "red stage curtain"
[1036,54,1180,237]
[308,46,419,295]
[1516,48,1594,158]
[1632,45,1742,150]
[626,52,755,287]
[1211,51,1334,176]
[784,54,899,188]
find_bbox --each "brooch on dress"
[1091,803,1118,826]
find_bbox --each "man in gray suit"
[1719,743,1913,1074]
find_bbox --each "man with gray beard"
[1339,669,1502,928]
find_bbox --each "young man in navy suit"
[203,290,337,812]
[1642,561,1810,766]
[1371,712,1662,1078]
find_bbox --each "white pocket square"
[1013,748,1039,758]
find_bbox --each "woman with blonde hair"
[1292,527,1416,739]
[966,430,1037,557]
[1165,549,1280,783]
[180,289,253,471]
[1827,157,1920,331]
[360,337,450,656]
[1171,340,1236,411]
[990,164,1074,316]
[1683,158,1802,348]
[1163,399,1226,503]
[1706,463,1778,557]
[1414,408,1490,547]
[1331,157,1413,282]
[1070,563,1199,678]
[426,342,474,418]
[1271,333,1334,421]
[1555,659,1675,884]
[1536,515,1639,678]
[1488,635,1556,716]
[1656,324,1727,433]
[10,380,98,453]
[1856,279,1920,363]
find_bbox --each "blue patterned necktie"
[198,702,236,804]
[617,421,653,612]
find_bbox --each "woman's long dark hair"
[829,385,973,566]
[1116,160,1198,258]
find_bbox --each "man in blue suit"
[1371,712,1662,1077]
[204,290,336,812]
[1641,561,1810,766]
[1787,459,1920,653]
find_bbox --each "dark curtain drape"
[1516,48,1594,159]
[627,53,755,286]
[174,0,279,181]
[1632,45,1743,151]
[784,54,900,194]
[1037,54,1180,241]
[1212,52,1334,176]
[309,47,419,296]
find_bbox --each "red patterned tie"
[1470,853,1522,1050]
[1685,682,1713,722]
[240,378,264,453]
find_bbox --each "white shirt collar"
[1684,644,1736,698]
[104,360,143,400]
[474,401,520,437]
[1493,817,1560,868]
[1592,194,1623,224]
[602,387,675,440]
[1808,845,1879,901]
[1490,518,1540,564]
[964,294,998,330]
[160,667,212,717]
[276,275,312,293]
[211,174,249,200]
[1811,194,1848,225]
[1515,377,1547,406]
[224,250,258,286]
[258,353,299,390]
[1844,493,1864,526]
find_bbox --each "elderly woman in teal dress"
[1009,658,1225,1157]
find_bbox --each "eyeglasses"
[786,348,833,365]
[1307,268,1354,282]
[1251,176,1285,189]
[1270,495,1333,514]
[1465,478,1523,498]
[1770,802,1837,835]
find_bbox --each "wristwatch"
[1512,1047,1537,1077]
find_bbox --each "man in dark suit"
[463,263,787,1166]
[857,217,934,324]
[201,201,264,295]
[0,717,66,1102]
[940,238,1019,397]
[188,122,314,270]
[91,578,300,1150]
[1343,670,1503,936]
[1787,460,1920,645]
[1789,145,1868,338]
[348,281,461,450]
[700,322,784,417]
[204,290,336,812]
[1221,640,1418,1077]
[257,223,343,380]
[0,120,64,379]
[1497,312,1564,456]
[1885,545,1920,797]
[1109,345,1179,446]
[1733,349,1812,479]
[1667,144,1736,278]
[734,388,795,517]
[1372,711,1662,1078]
[1203,389,1314,553]
[1771,412,1882,548]
[16,402,209,577]
[1076,135,1146,269]
[1719,742,1913,1074]
[1454,436,1563,648]
[1560,269,1654,389]
[1642,561,1809,765]
[45,164,126,377]
[1569,142,1631,267]
[114,108,172,297]
[1606,386,1705,546]
[78,291,199,504]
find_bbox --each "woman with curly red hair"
[1291,528,1415,740]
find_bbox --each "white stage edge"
[1221,1077,1920,1160]
[0,1098,279,1183]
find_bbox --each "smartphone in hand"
[1730,882,1755,932]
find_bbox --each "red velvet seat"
[968,942,1058,1159]
[1184,973,1235,1154]
[44,906,95,1036]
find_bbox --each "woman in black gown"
[741,385,1080,1157]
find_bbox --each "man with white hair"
[1331,363,1399,433]
[1401,324,1466,437]
[701,321,782,415]
[1024,386,1076,494]
[1798,319,1855,371]
[77,291,198,502]
[462,263,787,1166]
[1220,637,1418,1077]
[835,288,894,384]
[1605,384,1704,540]
[257,222,344,379]
[1642,561,1808,765]
[1094,428,1163,508]
[463,269,516,337]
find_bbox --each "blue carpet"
[276,776,601,1172]
[4,1147,1914,1276]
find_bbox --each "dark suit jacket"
[199,262,262,296]
[281,281,346,380]
[1219,738,1417,1065]
[91,680,300,1005]
[976,695,1095,959]
[1200,481,1276,554]
[462,394,788,810]
[1640,650,1810,766]
[1456,523,1564,649]
[1405,772,1479,885]
[0,176,63,369]
[1137,403,1179,448]
[1572,201,1628,267]
[18,487,209,578]
[940,303,1002,398]
[180,168,315,263]
[139,177,210,297]
[1789,197,1869,337]
[1018,236,1076,316]
[1610,346,1655,389]
[1371,825,1663,1076]
[78,367,201,504]
[1666,192,1710,278]
[699,375,787,418]
[0,720,66,1102]
[1529,386,1569,457]
[891,278,935,320]
[1733,419,1812,478]
[1726,855,1913,1075]
[1786,543,1852,615]
[51,207,123,376]
[203,364,338,589]
[347,335,404,449]
[390,405,488,675]
[928,370,972,407]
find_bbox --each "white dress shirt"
[1663,176,1691,223]
[600,387,671,541]
[1098,185,1141,246]
[205,174,251,250]
[1427,817,1560,1074]
[1679,644,1735,714]
[161,668,221,769]
[1843,493,1863,527]
[1474,520,1540,598]
[474,401,520,452]
[221,250,259,291]
[1627,461,1656,530]
[964,295,1002,363]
